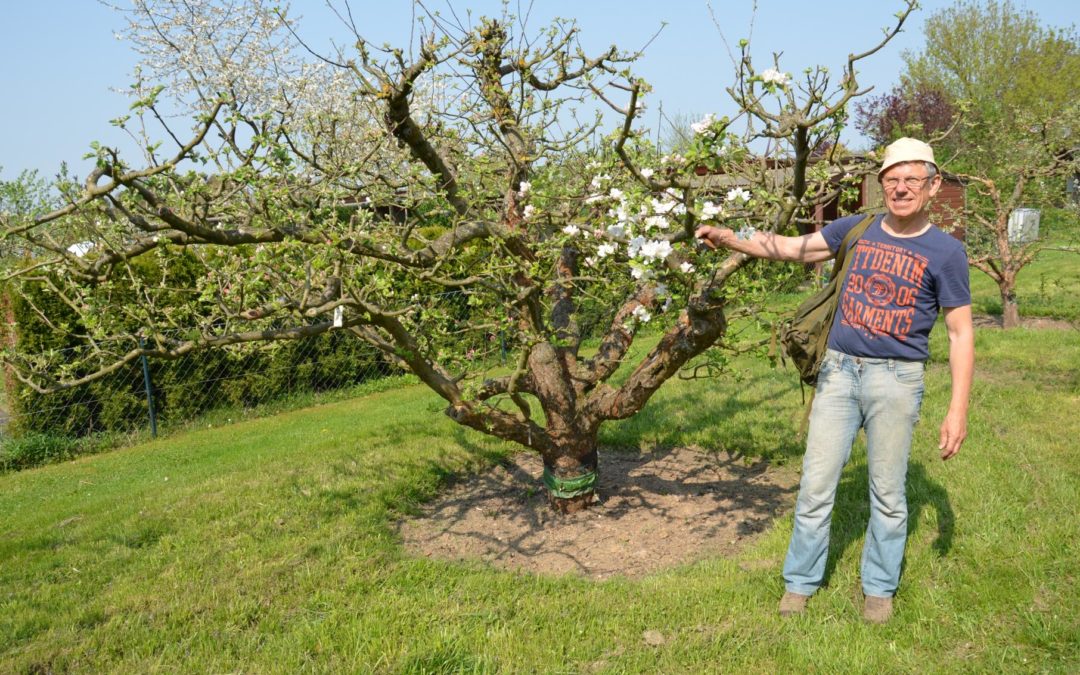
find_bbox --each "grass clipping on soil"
[399,447,799,580]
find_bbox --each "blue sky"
[1,1,1074,181]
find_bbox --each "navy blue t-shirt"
[821,213,970,361]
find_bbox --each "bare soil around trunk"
[398,447,799,580]
[972,314,1076,330]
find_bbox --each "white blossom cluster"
[631,305,652,323]
[116,0,432,176]
[726,187,752,203]
[759,68,791,87]
[120,0,300,114]
[577,181,684,272]
[691,113,716,135]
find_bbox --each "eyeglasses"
[881,176,932,190]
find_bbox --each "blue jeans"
[783,349,925,598]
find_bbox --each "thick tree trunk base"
[549,490,596,514]
[542,446,599,514]
[1002,300,1021,329]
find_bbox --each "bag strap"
[809,212,876,372]
[829,212,877,282]
[797,212,877,434]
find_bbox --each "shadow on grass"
[314,417,512,522]
[600,372,807,463]
[312,366,953,583]
[822,455,955,590]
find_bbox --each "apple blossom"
[680,261,696,274]
[736,225,758,241]
[700,201,722,219]
[562,224,580,236]
[726,187,752,203]
[760,68,790,87]
[639,239,673,262]
[631,305,652,322]
[691,113,716,134]
[596,243,617,258]
[643,215,669,231]
[651,198,678,215]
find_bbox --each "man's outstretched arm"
[695,225,834,263]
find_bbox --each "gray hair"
[925,162,938,179]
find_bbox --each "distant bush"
[0,432,77,471]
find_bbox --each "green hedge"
[2,254,393,441]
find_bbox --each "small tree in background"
[893,0,1080,327]
[951,109,1080,327]
[856,1,1080,327]
[0,0,918,510]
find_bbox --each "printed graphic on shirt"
[839,239,929,341]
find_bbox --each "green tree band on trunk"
[542,467,599,500]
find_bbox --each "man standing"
[695,138,974,623]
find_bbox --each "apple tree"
[1,0,917,510]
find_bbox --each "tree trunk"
[1000,286,1021,329]
[543,443,599,514]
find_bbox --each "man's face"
[880,161,941,220]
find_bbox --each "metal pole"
[138,336,157,438]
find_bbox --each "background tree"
[951,107,1080,327]
[0,168,56,265]
[913,1,1080,327]
[0,0,916,510]
[903,0,1080,129]
[853,83,956,147]
[857,1,1080,327]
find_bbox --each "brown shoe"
[778,591,810,617]
[863,595,893,623]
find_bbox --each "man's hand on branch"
[694,225,735,250]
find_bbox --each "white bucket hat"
[878,137,937,179]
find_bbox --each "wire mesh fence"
[2,329,399,448]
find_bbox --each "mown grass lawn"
[3,307,1078,672]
